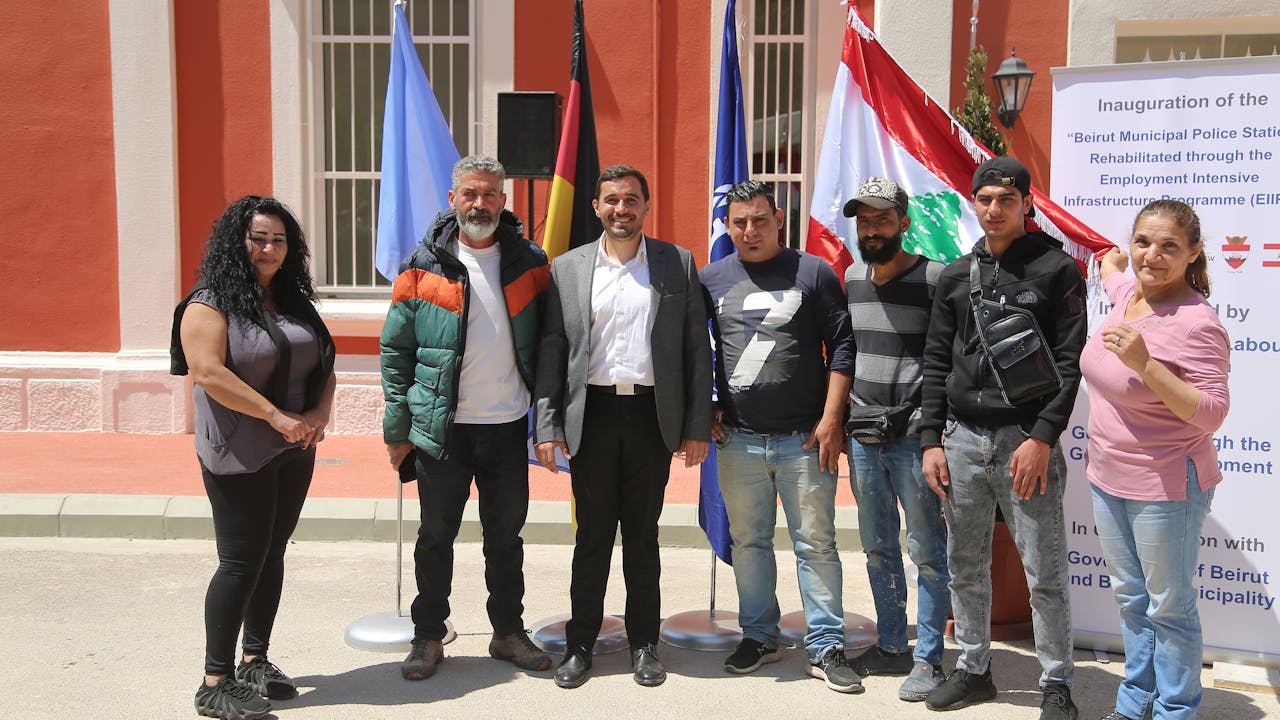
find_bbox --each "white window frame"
[744,0,816,250]
[308,0,475,295]
[270,0,512,336]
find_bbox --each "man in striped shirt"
[842,177,951,703]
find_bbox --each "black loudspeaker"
[497,92,559,179]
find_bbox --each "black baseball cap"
[842,176,909,217]
[971,157,1031,196]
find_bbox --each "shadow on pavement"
[284,657,526,708]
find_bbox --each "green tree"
[953,46,1007,157]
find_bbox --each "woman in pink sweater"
[1081,199,1230,720]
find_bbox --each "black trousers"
[202,446,314,676]
[410,418,530,641]
[564,390,671,652]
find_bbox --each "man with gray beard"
[381,155,552,681]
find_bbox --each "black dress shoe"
[631,644,667,687]
[554,651,592,689]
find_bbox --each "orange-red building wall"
[174,0,276,293]
[513,0,713,265]
[0,1,120,352]
[950,0,1069,194]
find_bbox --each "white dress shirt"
[587,236,654,387]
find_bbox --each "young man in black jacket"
[919,157,1086,720]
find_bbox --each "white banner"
[1051,56,1280,665]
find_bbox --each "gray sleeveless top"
[190,289,321,475]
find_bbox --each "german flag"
[542,0,602,260]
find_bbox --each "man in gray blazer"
[534,165,712,690]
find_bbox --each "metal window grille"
[313,0,472,291]
[1114,16,1280,64]
[1116,33,1280,62]
[746,0,813,249]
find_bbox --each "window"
[1115,16,1280,63]
[747,0,813,249]
[313,0,472,290]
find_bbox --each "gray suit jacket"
[533,237,712,456]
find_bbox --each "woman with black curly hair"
[175,196,335,720]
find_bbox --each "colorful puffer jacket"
[380,209,549,459]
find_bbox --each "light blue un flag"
[701,0,750,566]
[375,3,460,282]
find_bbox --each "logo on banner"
[1264,242,1280,269]
[1221,236,1249,271]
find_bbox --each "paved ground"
[3,537,1276,720]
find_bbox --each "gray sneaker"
[898,659,944,702]
[807,646,864,694]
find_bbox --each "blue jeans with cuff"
[848,433,950,666]
[716,426,845,662]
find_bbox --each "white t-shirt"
[453,240,530,424]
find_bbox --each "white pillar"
[876,0,955,107]
[108,0,188,432]
[270,0,308,213]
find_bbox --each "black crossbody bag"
[845,400,915,445]
[968,260,1062,406]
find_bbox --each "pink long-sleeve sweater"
[1080,273,1231,501]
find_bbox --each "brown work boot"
[489,631,552,671]
[400,638,443,680]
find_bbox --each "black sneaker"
[848,645,914,676]
[235,656,297,700]
[724,638,783,674]
[924,667,997,711]
[1098,713,1135,720]
[1040,683,1079,720]
[194,677,271,720]
[807,646,864,694]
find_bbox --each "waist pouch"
[845,402,914,445]
[969,260,1062,406]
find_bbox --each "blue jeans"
[716,427,844,662]
[1092,459,1213,720]
[942,420,1074,687]
[848,433,950,666]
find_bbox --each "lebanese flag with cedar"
[805,6,1112,280]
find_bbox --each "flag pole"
[343,474,457,652]
[658,0,743,652]
[346,0,460,650]
[526,0,626,656]
[709,552,717,616]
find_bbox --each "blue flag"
[375,3,461,282]
[700,0,750,566]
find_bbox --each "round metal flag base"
[659,609,742,651]
[778,610,877,651]
[530,614,628,656]
[343,612,456,653]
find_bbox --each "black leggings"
[202,447,314,676]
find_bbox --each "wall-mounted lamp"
[991,47,1035,129]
